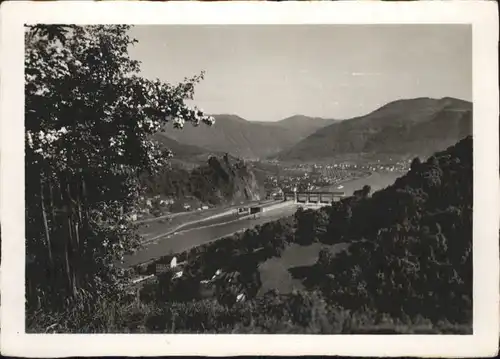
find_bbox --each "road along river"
[122,203,298,267]
[121,171,403,268]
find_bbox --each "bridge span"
[283,191,345,205]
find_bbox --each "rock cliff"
[142,153,264,206]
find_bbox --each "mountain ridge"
[159,113,336,159]
[274,97,472,162]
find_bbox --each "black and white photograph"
[1,1,498,357]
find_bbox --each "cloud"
[351,72,382,77]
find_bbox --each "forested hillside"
[300,135,473,323]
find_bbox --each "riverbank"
[141,200,300,246]
[121,202,298,268]
[137,199,274,243]
[140,207,243,245]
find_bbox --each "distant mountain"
[275,97,472,162]
[261,115,337,137]
[152,133,209,159]
[160,114,335,159]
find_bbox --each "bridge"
[283,191,345,205]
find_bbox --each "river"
[121,171,403,268]
[326,171,402,196]
[122,204,298,267]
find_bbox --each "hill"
[160,114,335,159]
[275,97,472,162]
[293,135,473,324]
[140,153,265,207]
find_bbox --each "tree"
[410,157,421,172]
[294,208,316,245]
[25,25,214,311]
[353,185,371,201]
[294,207,330,245]
[324,202,352,244]
[317,247,335,270]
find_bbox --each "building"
[238,207,251,215]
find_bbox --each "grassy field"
[258,242,348,295]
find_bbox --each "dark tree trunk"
[40,176,53,267]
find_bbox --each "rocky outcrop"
[201,154,263,204]
[142,153,264,206]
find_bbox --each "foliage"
[294,207,329,245]
[307,137,473,323]
[25,25,214,313]
[27,287,471,334]
[140,290,335,333]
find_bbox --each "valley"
[116,97,473,334]
[123,97,470,294]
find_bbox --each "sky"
[127,25,472,122]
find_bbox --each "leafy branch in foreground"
[25,25,214,311]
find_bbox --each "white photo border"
[1,1,499,357]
